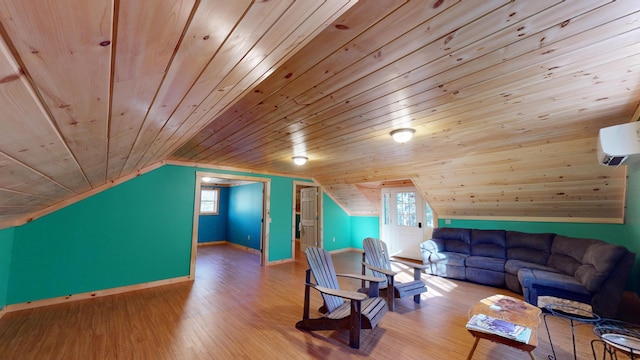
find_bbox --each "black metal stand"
[592,319,640,360]
[543,303,600,360]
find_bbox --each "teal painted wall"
[8,165,194,304]
[197,187,229,243]
[0,227,14,310]
[437,218,627,243]
[350,216,380,250]
[322,193,351,251]
[228,182,263,249]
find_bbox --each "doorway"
[381,186,433,260]
[292,182,321,259]
[300,187,318,252]
[190,171,271,275]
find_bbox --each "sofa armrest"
[518,268,591,307]
[420,239,445,254]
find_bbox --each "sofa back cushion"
[575,242,628,292]
[432,227,471,255]
[470,229,506,259]
[506,231,554,264]
[547,235,599,276]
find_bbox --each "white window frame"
[200,187,220,215]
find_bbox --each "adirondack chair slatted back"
[304,247,344,313]
[363,237,391,288]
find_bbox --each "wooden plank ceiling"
[0,0,639,228]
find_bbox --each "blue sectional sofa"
[419,227,636,318]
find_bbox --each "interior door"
[381,187,424,260]
[300,187,318,251]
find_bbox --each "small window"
[425,202,434,228]
[383,193,390,225]
[396,191,417,227]
[200,188,220,215]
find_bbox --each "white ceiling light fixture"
[292,156,308,165]
[390,128,415,143]
[202,176,213,183]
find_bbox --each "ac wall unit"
[597,122,640,166]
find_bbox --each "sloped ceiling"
[0,0,639,228]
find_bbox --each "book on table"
[466,314,532,343]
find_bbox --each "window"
[383,192,390,225]
[425,201,434,227]
[200,188,220,215]
[396,191,417,227]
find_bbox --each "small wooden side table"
[466,294,542,360]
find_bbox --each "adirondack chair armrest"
[362,262,396,277]
[390,258,430,270]
[336,273,386,283]
[307,283,368,301]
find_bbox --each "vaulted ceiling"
[1,0,639,228]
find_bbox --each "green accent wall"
[320,194,379,251]
[436,219,627,243]
[350,216,380,250]
[322,192,351,251]
[0,227,14,310]
[7,165,311,304]
[8,166,195,304]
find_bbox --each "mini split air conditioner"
[597,121,640,166]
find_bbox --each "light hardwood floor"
[0,245,616,359]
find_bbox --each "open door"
[381,186,427,260]
[300,187,319,252]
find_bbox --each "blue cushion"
[466,256,505,272]
[429,251,467,267]
[575,242,627,292]
[432,227,471,255]
[518,268,590,295]
[547,235,599,276]
[470,229,506,258]
[504,259,558,275]
[506,231,554,264]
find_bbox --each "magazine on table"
[466,313,532,343]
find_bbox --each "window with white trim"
[200,188,220,215]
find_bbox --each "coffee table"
[466,294,541,360]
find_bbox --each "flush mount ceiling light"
[292,156,308,165]
[390,128,415,143]
[202,176,213,183]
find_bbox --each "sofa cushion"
[518,268,590,296]
[506,231,554,264]
[470,229,506,258]
[466,256,505,272]
[466,267,505,287]
[429,251,467,267]
[432,227,471,255]
[547,235,599,276]
[574,242,628,292]
[504,259,559,276]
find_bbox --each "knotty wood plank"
[0,38,88,195]
[121,0,293,175]
[0,0,113,187]
[137,0,354,169]
[108,0,196,179]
